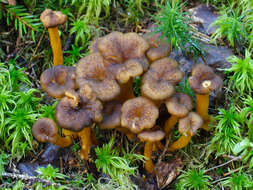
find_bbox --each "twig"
[1,172,73,190]
[204,156,241,173]
[30,149,45,163]
[29,30,45,68]
[60,157,63,173]
[223,165,249,177]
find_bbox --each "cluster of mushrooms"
[32,9,223,174]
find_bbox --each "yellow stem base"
[164,115,178,136]
[53,135,72,148]
[78,127,91,160]
[196,93,210,131]
[144,142,154,173]
[116,79,135,102]
[167,132,192,151]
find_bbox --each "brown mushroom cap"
[40,65,76,98]
[32,118,58,143]
[97,32,150,63]
[56,92,103,132]
[100,101,122,130]
[76,53,120,101]
[121,97,159,133]
[146,46,170,62]
[40,9,67,28]
[112,58,144,84]
[141,58,183,100]
[138,130,165,142]
[178,112,203,136]
[165,93,193,117]
[188,64,223,94]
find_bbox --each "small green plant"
[221,169,253,190]
[0,150,9,178]
[121,0,151,25]
[153,0,201,55]
[69,17,92,47]
[133,76,141,96]
[211,8,247,49]
[176,78,195,98]
[226,50,253,95]
[207,107,243,157]
[71,0,113,24]
[2,180,25,190]
[64,45,87,66]
[242,96,253,140]
[233,138,253,168]
[176,168,212,190]
[95,137,144,189]
[36,165,66,182]
[0,60,43,159]
[40,102,57,120]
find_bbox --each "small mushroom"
[40,65,76,98]
[141,58,183,107]
[189,64,223,130]
[113,59,144,102]
[56,90,102,160]
[168,112,203,151]
[100,100,122,130]
[121,97,159,134]
[97,32,150,63]
[92,32,150,101]
[164,93,193,136]
[100,101,135,140]
[56,90,102,132]
[143,32,171,62]
[138,130,165,173]
[76,53,120,102]
[32,118,72,147]
[40,9,67,66]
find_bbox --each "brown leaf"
[154,157,184,189]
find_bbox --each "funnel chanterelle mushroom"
[91,32,150,101]
[143,32,171,62]
[188,64,223,130]
[40,9,67,66]
[168,112,203,151]
[141,58,183,106]
[40,65,76,98]
[164,93,193,136]
[56,89,102,160]
[76,53,121,102]
[100,100,122,130]
[121,97,159,134]
[138,130,165,173]
[32,118,72,147]
[56,89,103,132]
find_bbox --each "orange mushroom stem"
[167,112,202,151]
[164,115,178,135]
[53,135,72,147]
[144,141,154,173]
[48,27,64,66]
[116,78,136,102]
[78,127,92,160]
[138,130,165,173]
[167,131,192,151]
[196,93,211,131]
